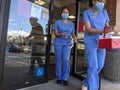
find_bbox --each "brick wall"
[105,0,116,26]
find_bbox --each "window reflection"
[4,0,49,84]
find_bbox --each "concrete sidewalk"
[18,76,120,90]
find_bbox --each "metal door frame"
[72,0,86,80]
[0,0,11,86]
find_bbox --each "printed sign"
[36,67,44,77]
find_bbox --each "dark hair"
[60,7,70,14]
[89,0,94,7]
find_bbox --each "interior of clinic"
[3,0,88,87]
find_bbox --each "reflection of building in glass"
[7,0,49,51]
[7,29,29,44]
[13,0,49,35]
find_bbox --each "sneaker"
[56,80,62,84]
[63,80,68,86]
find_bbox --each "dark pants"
[29,44,43,71]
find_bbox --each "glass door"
[72,0,89,80]
[0,0,53,89]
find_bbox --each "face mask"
[95,2,105,11]
[61,13,69,19]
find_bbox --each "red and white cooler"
[99,28,120,49]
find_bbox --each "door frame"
[0,0,54,89]
[0,0,11,86]
[72,0,86,80]
[45,0,54,80]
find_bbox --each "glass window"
[4,0,50,86]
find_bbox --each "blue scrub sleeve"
[71,21,75,33]
[104,9,110,23]
[83,11,90,23]
[53,21,58,31]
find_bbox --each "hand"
[62,33,67,37]
[113,26,119,35]
[73,37,77,43]
[105,26,114,33]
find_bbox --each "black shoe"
[63,80,68,86]
[56,80,62,84]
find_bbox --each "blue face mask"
[61,13,69,19]
[95,2,105,11]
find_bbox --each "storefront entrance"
[0,0,88,89]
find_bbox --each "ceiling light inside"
[35,0,46,5]
[68,15,75,19]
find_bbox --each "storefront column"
[103,0,120,81]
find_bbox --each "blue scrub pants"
[55,45,71,81]
[84,43,106,90]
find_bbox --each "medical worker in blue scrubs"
[82,0,114,90]
[53,7,77,86]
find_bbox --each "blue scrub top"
[83,9,110,44]
[53,20,75,46]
